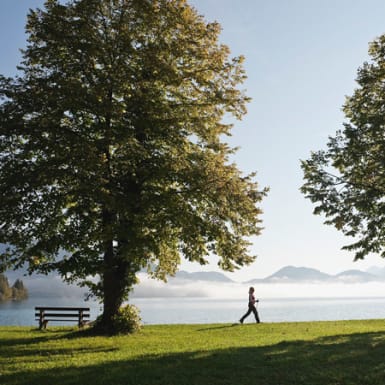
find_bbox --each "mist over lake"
[2,295,385,326]
[6,266,385,301]
[3,268,385,326]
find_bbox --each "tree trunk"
[97,244,127,333]
[96,207,128,333]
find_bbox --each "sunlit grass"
[1,320,385,384]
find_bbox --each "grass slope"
[1,320,385,385]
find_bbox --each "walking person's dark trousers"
[240,303,260,323]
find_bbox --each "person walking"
[239,286,260,323]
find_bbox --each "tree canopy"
[0,0,267,332]
[301,34,385,261]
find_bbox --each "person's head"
[249,287,255,293]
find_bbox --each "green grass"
[1,320,385,385]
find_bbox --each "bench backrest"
[35,307,90,312]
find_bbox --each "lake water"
[1,296,385,326]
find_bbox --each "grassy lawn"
[1,320,385,385]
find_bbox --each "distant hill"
[247,266,332,283]
[334,270,378,282]
[4,268,88,298]
[173,271,234,283]
[247,265,385,284]
[366,266,385,278]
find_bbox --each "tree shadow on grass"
[0,328,75,349]
[0,329,119,359]
[196,323,241,331]
[2,331,385,385]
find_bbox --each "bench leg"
[40,320,49,330]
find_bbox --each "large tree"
[301,35,385,261]
[0,0,266,332]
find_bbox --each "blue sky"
[2,0,385,281]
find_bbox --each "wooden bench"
[35,306,90,329]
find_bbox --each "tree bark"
[97,208,128,333]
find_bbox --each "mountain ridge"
[5,265,385,298]
[246,265,384,284]
[156,265,385,284]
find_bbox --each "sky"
[2,0,385,283]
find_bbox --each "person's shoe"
[239,319,243,324]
